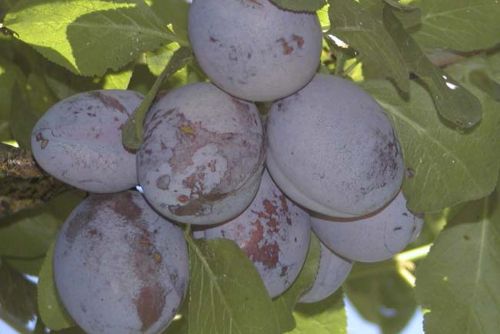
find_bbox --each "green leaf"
[9,82,38,149]
[287,291,346,334]
[44,63,100,100]
[412,0,500,52]
[4,0,185,76]
[102,68,133,90]
[122,46,193,151]
[269,0,326,12]
[187,237,280,334]
[328,0,409,93]
[273,234,322,332]
[145,42,178,77]
[0,260,37,326]
[38,243,75,330]
[0,56,16,141]
[346,267,416,334]
[26,72,57,117]
[150,0,189,42]
[0,192,82,258]
[383,0,418,12]
[383,7,482,129]
[363,80,500,213]
[4,256,44,276]
[469,70,500,102]
[415,189,500,334]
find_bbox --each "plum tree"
[31,90,143,193]
[53,191,188,334]
[195,170,311,298]
[311,192,424,263]
[137,82,265,225]
[266,74,404,218]
[188,0,322,102]
[299,242,352,304]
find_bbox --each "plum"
[299,242,352,304]
[188,0,322,102]
[311,192,424,263]
[195,170,311,298]
[137,83,265,225]
[53,191,188,334]
[31,90,143,193]
[266,74,404,218]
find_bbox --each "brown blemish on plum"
[91,92,128,114]
[280,265,289,277]
[277,38,294,55]
[35,132,49,149]
[231,98,250,113]
[263,199,277,216]
[165,114,261,215]
[141,104,262,217]
[126,209,171,330]
[156,175,171,190]
[169,191,226,217]
[177,195,189,203]
[134,284,166,331]
[244,219,280,269]
[65,208,96,242]
[362,129,401,196]
[111,192,142,221]
[292,34,304,48]
[209,36,219,43]
[66,194,142,242]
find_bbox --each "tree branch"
[0,143,71,220]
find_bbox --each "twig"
[0,143,71,220]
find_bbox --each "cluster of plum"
[30,1,423,333]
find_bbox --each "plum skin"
[188,0,322,102]
[299,242,352,304]
[53,191,188,334]
[266,74,404,218]
[195,170,311,298]
[31,90,143,193]
[137,83,264,225]
[311,192,424,263]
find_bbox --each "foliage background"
[0,0,499,333]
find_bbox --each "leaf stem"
[394,244,432,263]
[121,47,193,151]
[347,244,432,282]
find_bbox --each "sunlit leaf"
[37,243,74,330]
[145,42,178,77]
[0,260,37,327]
[288,291,346,334]
[329,0,409,93]
[273,234,321,332]
[415,189,500,334]
[412,0,500,51]
[150,0,189,42]
[4,0,184,76]
[383,7,482,129]
[0,192,82,258]
[102,68,133,90]
[187,238,280,334]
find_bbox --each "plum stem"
[347,243,432,283]
[121,47,193,152]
